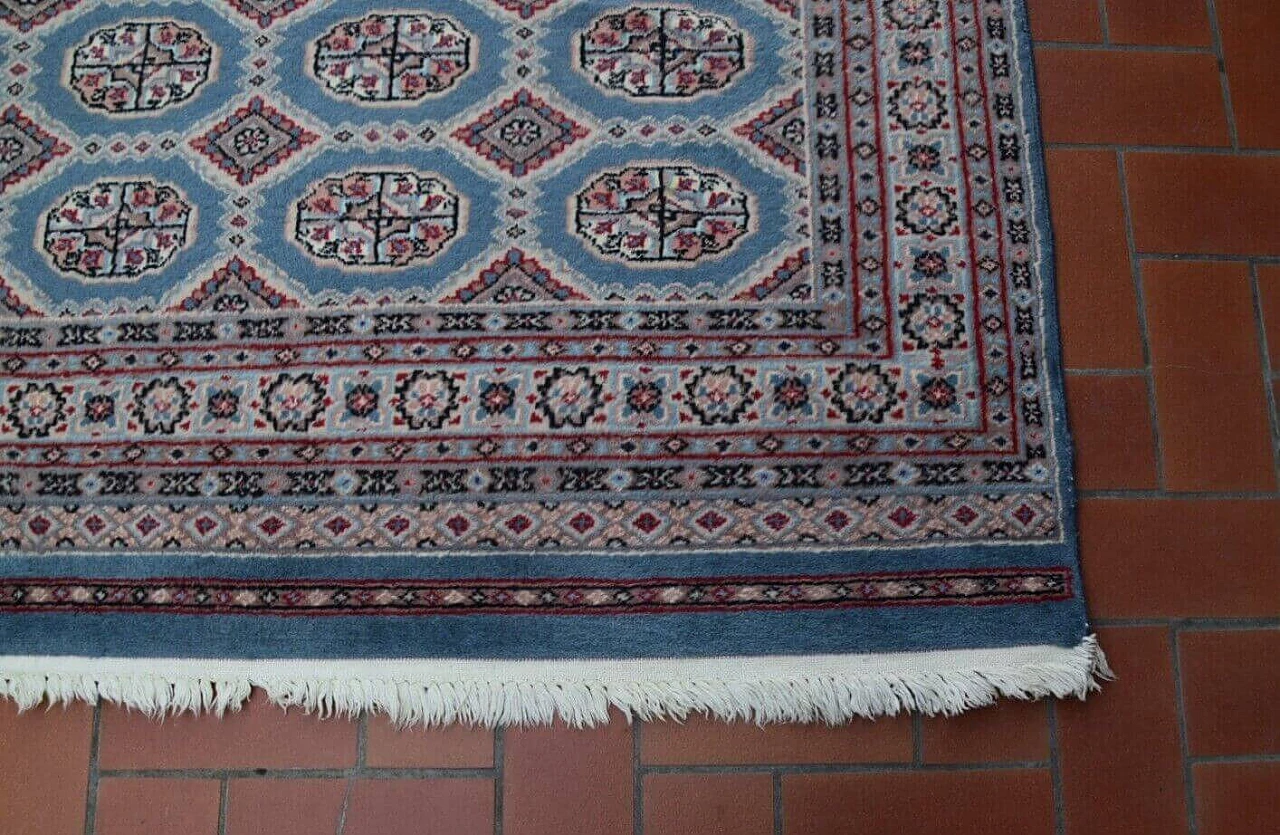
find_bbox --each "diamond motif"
[452,88,587,177]
[0,105,69,194]
[221,0,313,28]
[190,96,318,186]
[0,0,81,31]
[486,0,565,19]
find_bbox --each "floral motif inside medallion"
[536,366,604,429]
[580,7,747,99]
[5,382,68,439]
[394,370,460,430]
[67,21,215,115]
[685,365,753,426]
[42,180,193,280]
[574,165,750,263]
[829,363,901,424]
[311,13,471,103]
[189,96,319,186]
[292,170,462,268]
[452,89,589,178]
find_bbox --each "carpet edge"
[0,636,1111,727]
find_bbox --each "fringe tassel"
[0,636,1111,727]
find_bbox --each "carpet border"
[0,636,1111,727]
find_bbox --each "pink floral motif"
[580,7,746,98]
[293,171,460,267]
[311,13,471,103]
[69,21,215,114]
[42,180,192,280]
[575,165,750,263]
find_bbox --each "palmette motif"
[0,0,1064,557]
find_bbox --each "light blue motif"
[538,138,797,289]
[5,156,226,304]
[255,145,502,296]
[546,0,792,121]
[278,0,511,128]
[34,1,250,139]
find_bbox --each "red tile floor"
[3,1,1279,832]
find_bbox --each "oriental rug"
[0,0,1107,725]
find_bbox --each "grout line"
[82,702,102,835]
[1046,142,1280,156]
[1137,252,1280,264]
[633,722,643,835]
[1096,0,1110,43]
[216,777,230,835]
[96,767,499,779]
[1035,40,1214,54]
[1095,617,1280,630]
[910,713,923,765]
[773,771,784,835]
[639,761,1051,775]
[1047,703,1067,835]
[1079,489,1280,499]
[1247,262,1280,485]
[334,776,353,835]
[1115,151,1166,490]
[1202,0,1240,150]
[1190,753,1280,765]
[355,714,367,770]
[493,727,505,835]
[1170,627,1201,835]
[1065,368,1147,377]
[335,715,366,835]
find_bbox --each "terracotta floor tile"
[1036,50,1229,146]
[1181,630,1280,756]
[1143,260,1275,491]
[1217,0,1280,148]
[503,720,632,835]
[0,702,93,835]
[225,779,346,835]
[365,719,493,768]
[99,691,357,770]
[1045,149,1145,369]
[1195,762,1280,835]
[95,778,222,835]
[1126,154,1280,255]
[1057,627,1188,835]
[644,773,773,835]
[640,714,912,765]
[342,779,493,835]
[1025,0,1102,42]
[1260,265,1280,366]
[1079,499,1280,618]
[783,770,1054,835]
[1104,0,1212,45]
[920,699,1049,764]
[1066,374,1158,489]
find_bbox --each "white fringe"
[0,636,1111,727]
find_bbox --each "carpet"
[0,0,1107,725]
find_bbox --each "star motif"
[452,89,588,178]
[190,96,319,186]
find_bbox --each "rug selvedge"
[0,0,1104,724]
